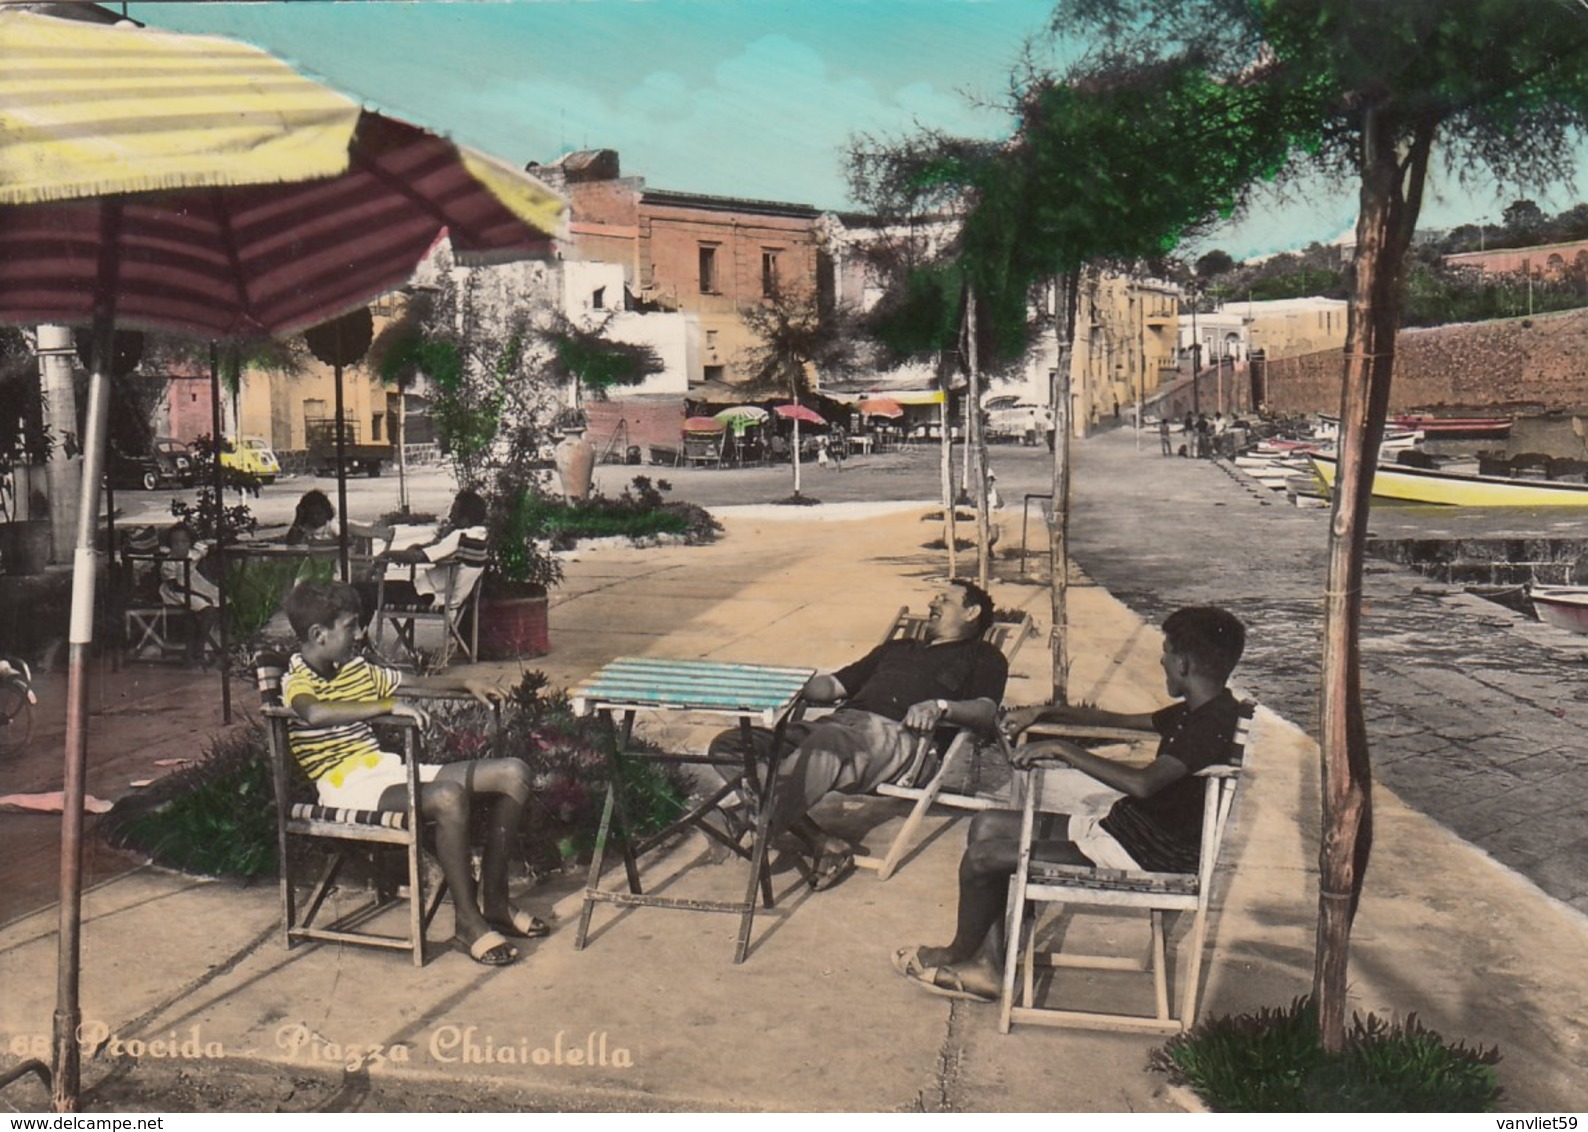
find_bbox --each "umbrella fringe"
[0,166,351,208]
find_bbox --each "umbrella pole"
[53,310,114,1112]
[209,345,231,723]
[333,357,350,583]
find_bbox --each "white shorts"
[316,751,440,812]
[1035,766,1140,871]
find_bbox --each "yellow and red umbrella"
[0,9,565,1109]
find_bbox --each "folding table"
[570,657,814,963]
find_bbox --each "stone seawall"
[1258,307,1588,414]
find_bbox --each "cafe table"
[569,656,815,963]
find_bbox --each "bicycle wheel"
[0,678,33,757]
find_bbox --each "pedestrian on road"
[1159,419,1172,456]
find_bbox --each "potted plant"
[405,249,566,659]
[538,312,663,502]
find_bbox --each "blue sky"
[126,0,1585,261]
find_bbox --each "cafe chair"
[119,528,192,662]
[255,652,447,966]
[997,700,1256,1034]
[370,534,488,670]
[850,606,1035,880]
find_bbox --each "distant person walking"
[1159,419,1172,456]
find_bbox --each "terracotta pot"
[554,429,596,502]
[477,592,549,660]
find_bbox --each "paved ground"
[2,437,1586,1111]
[1065,430,1588,917]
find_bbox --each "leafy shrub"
[223,554,334,640]
[1151,997,1503,1112]
[420,671,693,869]
[526,476,723,548]
[102,672,695,882]
[101,726,277,879]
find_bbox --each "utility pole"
[1189,288,1201,416]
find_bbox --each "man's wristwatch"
[935,698,951,720]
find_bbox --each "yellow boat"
[1308,453,1588,506]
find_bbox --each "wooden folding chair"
[371,535,488,670]
[119,531,196,662]
[851,606,1035,880]
[255,653,447,966]
[997,701,1256,1034]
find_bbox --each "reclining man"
[894,605,1246,1002]
[710,580,1008,890]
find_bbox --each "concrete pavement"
[1,484,1585,1111]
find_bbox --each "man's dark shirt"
[1099,689,1241,873]
[832,636,1008,723]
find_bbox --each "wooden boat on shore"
[1391,413,1513,440]
[1529,585,1588,634]
[1309,453,1588,506]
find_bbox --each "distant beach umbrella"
[857,397,904,418]
[774,402,826,425]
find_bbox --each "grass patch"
[1151,997,1503,1112]
[527,475,722,547]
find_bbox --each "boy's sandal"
[455,930,518,966]
[488,908,551,939]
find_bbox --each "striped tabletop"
[570,658,814,727]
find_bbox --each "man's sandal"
[488,907,551,940]
[809,845,856,892]
[455,930,518,966]
[891,946,994,1004]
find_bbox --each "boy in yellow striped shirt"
[282,580,543,967]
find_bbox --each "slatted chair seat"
[1025,863,1200,897]
[851,606,1035,880]
[286,802,413,832]
[255,652,446,966]
[998,700,1256,1035]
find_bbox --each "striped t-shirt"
[281,655,403,784]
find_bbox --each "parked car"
[105,438,194,491]
[219,436,280,483]
[152,437,196,486]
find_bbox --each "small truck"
[304,417,390,477]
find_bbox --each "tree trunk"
[1313,106,1432,1051]
[396,382,410,513]
[1048,271,1080,704]
[941,393,956,576]
[967,288,992,589]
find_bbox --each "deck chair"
[255,652,447,966]
[851,606,1035,880]
[119,529,194,662]
[997,700,1256,1034]
[371,533,488,670]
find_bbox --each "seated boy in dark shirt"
[893,605,1245,1002]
